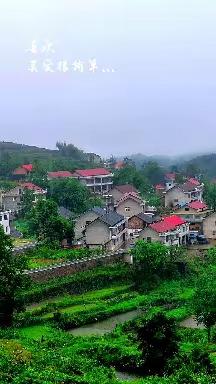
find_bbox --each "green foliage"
[194,275,216,341]
[204,183,216,211]
[142,161,164,186]
[0,226,29,327]
[132,241,181,288]
[48,178,103,214]
[20,189,35,218]
[28,198,74,247]
[137,312,179,375]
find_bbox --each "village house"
[74,207,106,241]
[115,192,145,219]
[128,212,160,240]
[173,201,210,232]
[0,211,10,235]
[47,171,73,180]
[110,184,139,204]
[86,153,102,164]
[0,183,46,213]
[12,164,33,179]
[180,178,204,202]
[203,212,216,242]
[138,215,189,246]
[85,211,127,251]
[164,173,176,191]
[164,186,190,208]
[72,168,113,195]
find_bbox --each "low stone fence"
[24,250,131,283]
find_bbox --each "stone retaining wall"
[24,250,129,282]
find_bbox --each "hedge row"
[20,264,132,305]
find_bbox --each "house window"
[4,214,7,221]
[185,207,189,211]
[213,231,216,236]
[5,226,8,233]
[215,221,216,226]
[147,237,151,243]
[0,216,2,221]
[86,221,91,226]
[125,207,130,212]
[174,199,178,203]
[166,235,169,242]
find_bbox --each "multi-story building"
[0,211,10,235]
[72,168,113,195]
[138,215,189,246]
[173,201,210,232]
[180,178,204,202]
[115,192,145,219]
[85,211,127,251]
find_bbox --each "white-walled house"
[0,211,10,235]
[138,215,189,246]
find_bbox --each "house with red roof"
[21,182,47,196]
[47,171,73,180]
[12,164,33,179]
[72,168,113,195]
[138,215,189,246]
[173,200,210,232]
[111,184,139,204]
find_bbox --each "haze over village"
[2,1,216,383]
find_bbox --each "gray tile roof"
[99,211,125,226]
[58,206,73,219]
[91,207,106,216]
[137,212,160,224]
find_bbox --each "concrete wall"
[203,213,216,239]
[0,211,10,234]
[74,211,100,240]
[165,187,190,208]
[138,227,161,242]
[116,198,143,218]
[86,219,110,247]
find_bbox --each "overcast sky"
[1,1,216,157]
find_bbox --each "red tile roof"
[165,173,176,181]
[188,178,200,186]
[22,164,33,172]
[188,201,207,210]
[73,168,111,177]
[47,171,73,179]
[13,167,28,175]
[115,184,138,194]
[150,215,187,233]
[21,182,45,193]
[117,191,143,205]
[155,184,165,190]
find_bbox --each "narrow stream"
[69,309,141,336]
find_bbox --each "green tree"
[20,189,35,218]
[28,199,74,247]
[194,276,216,341]
[137,312,179,375]
[48,178,103,214]
[0,226,29,327]
[113,165,151,195]
[142,161,164,186]
[204,183,216,212]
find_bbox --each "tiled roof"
[58,206,73,219]
[150,215,187,233]
[117,192,142,205]
[188,178,200,186]
[181,181,198,192]
[13,167,28,175]
[91,207,106,216]
[21,182,45,193]
[155,184,165,190]
[73,168,111,177]
[165,173,176,180]
[188,201,208,210]
[114,161,125,169]
[47,171,73,178]
[137,212,160,224]
[99,211,125,226]
[22,164,33,172]
[114,184,138,194]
